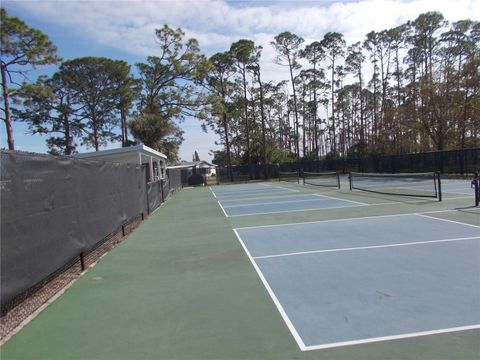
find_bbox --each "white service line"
[353,196,472,206]
[215,188,300,199]
[443,191,473,195]
[252,236,480,260]
[442,195,476,200]
[235,212,417,230]
[233,229,308,351]
[303,324,480,351]
[234,211,477,230]
[214,186,282,194]
[312,193,368,205]
[222,197,340,209]
[416,213,480,229]
[225,203,365,217]
[219,193,313,203]
[273,186,299,192]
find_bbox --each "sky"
[2,0,479,162]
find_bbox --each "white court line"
[217,201,228,218]
[442,195,475,200]
[416,213,480,229]
[236,212,418,230]
[273,186,299,193]
[312,193,368,205]
[362,196,472,205]
[233,229,307,351]
[214,188,299,198]
[303,324,480,351]
[209,186,217,199]
[317,196,472,208]
[235,223,480,351]
[222,197,341,209]
[219,193,314,203]
[213,185,285,194]
[443,191,473,195]
[252,236,480,260]
[235,211,477,230]
[225,202,365,217]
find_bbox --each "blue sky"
[2,0,478,161]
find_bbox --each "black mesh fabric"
[1,151,183,306]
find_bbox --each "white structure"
[74,144,167,182]
[168,161,216,176]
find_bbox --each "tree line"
[1,9,205,161]
[203,11,479,177]
[1,8,478,167]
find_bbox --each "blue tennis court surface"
[234,214,480,350]
[210,183,297,198]
[219,194,364,217]
[441,179,477,195]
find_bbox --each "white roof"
[168,161,216,170]
[74,144,167,165]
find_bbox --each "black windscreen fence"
[1,151,182,311]
[147,180,163,213]
[165,168,182,200]
[217,148,480,182]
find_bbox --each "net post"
[436,171,442,201]
[297,169,301,184]
[348,172,352,191]
[336,172,340,189]
[474,172,479,207]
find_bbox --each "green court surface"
[2,182,479,360]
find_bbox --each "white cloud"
[7,0,478,70]
[7,0,478,59]
[3,0,478,160]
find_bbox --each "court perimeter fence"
[217,148,480,182]
[0,150,182,315]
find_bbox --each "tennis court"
[441,179,478,195]
[235,213,480,350]
[216,174,479,354]
[2,173,479,359]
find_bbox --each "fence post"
[145,183,150,215]
[160,179,164,203]
[80,252,85,271]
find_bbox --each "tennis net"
[303,171,340,188]
[349,172,441,200]
[279,171,299,183]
